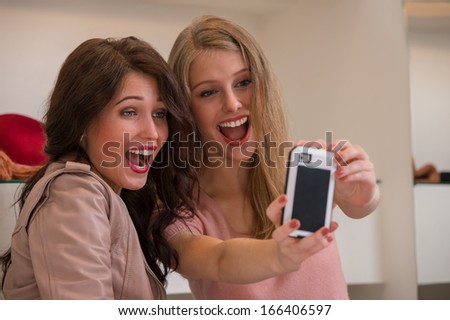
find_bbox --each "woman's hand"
[266,195,338,274]
[330,140,380,218]
[293,138,380,218]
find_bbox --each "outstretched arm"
[169,195,337,284]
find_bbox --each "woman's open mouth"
[125,146,156,174]
[218,116,251,146]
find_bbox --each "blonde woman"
[165,15,380,299]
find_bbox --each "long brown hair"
[169,15,289,239]
[1,37,197,286]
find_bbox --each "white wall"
[260,0,417,299]
[407,7,450,293]
[414,185,450,285]
[409,30,450,172]
[0,0,260,119]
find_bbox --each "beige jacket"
[3,160,166,299]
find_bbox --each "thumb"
[266,195,288,226]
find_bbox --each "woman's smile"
[218,115,251,146]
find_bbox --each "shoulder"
[44,160,114,199]
[32,161,120,218]
[50,169,111,198]
[26,164,121,230]
[163,190,230,240]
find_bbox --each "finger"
[336,159,374,179]
[328,139,351,153]
[337,170,376,184]
[329,140,351,166]
[297,227,334,254]
[320,227,335,243]
[314,139,326,149]
[335,144,369,168]
[336,160,375,181]
[328,221,339,233]
[266,194,288,226]
[272,219,300,243]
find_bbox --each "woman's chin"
[122,178,147,191]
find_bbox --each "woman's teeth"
[219,116,248,128]
[218,116,249,142]
[129,149,154,157]
[128,148,154,168]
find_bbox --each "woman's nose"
[140,117,159,141]
[222,90,242,113]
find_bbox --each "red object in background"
[0,113,48,166]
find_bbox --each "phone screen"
[291,165,331,232]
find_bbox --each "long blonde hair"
[169,15,289,238]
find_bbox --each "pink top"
[165,189,349,300]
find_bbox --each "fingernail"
[289,219,299,228]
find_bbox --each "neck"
[199,164,255,234]
[199,164,250,200]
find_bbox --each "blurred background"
[0,0,449,299]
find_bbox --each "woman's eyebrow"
[115,95,143,105]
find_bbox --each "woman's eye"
[122,110,137,117]
[200,90,216,98]
[153,110,167,119]
[236,79,252,88]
